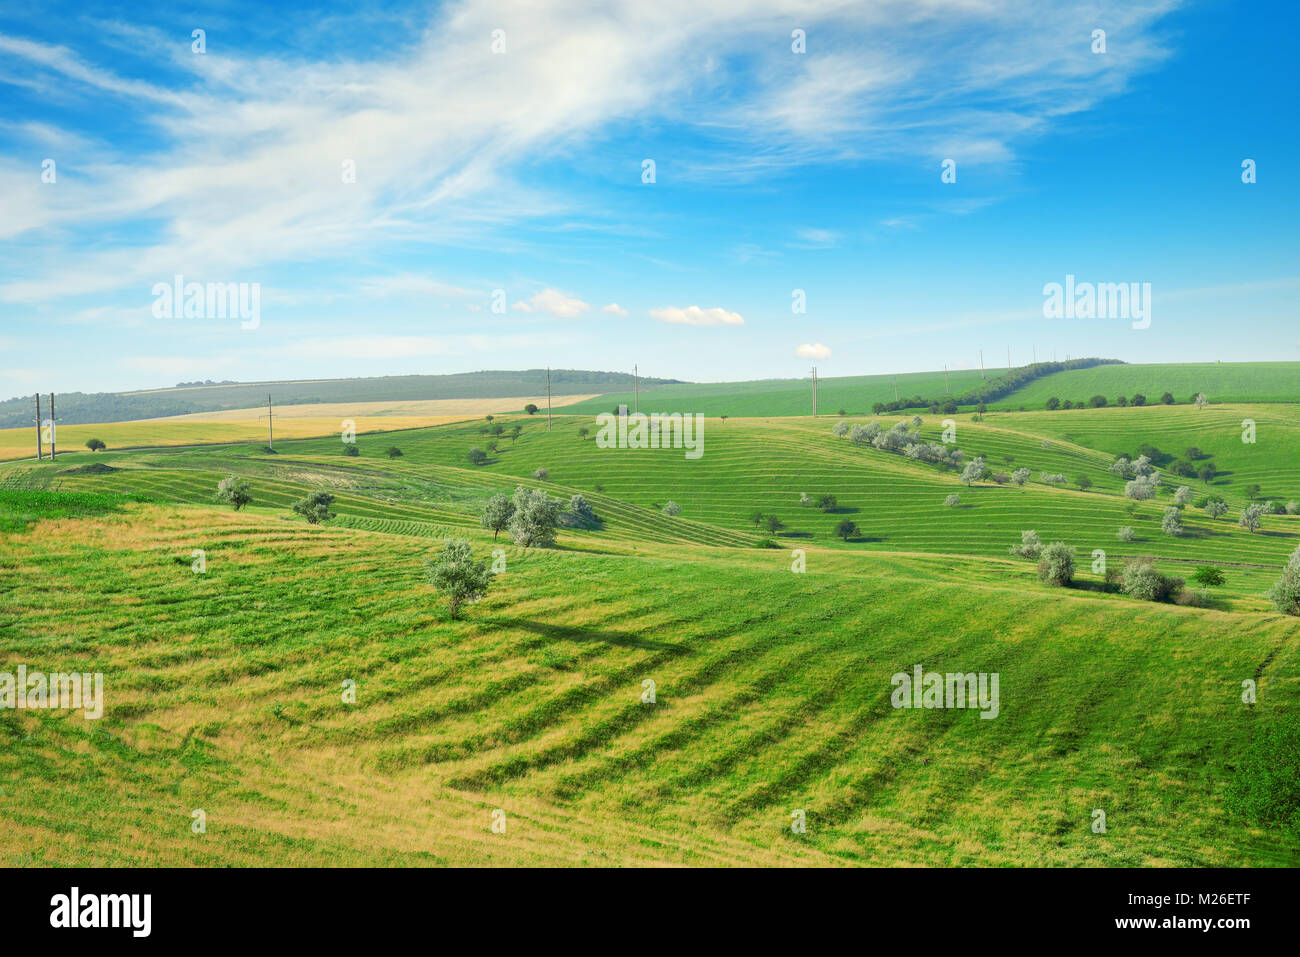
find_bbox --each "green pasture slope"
[553,368,989,417]
[554,360,1299,417]
[991,361,1300,410]
[1,396,1297,866]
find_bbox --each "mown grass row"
[1,505,1296,866]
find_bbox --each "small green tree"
[424,539,492,619]
[578,426,590,440]
[524,404,539,415]
[1239,502,1267,533]
[510,425,523,442]
[386,447,403,459]
[480,493,515,540]
[507,486,561,548]
[1205,499,1228,519]
[835,518,859,541]
[765,515,783,534]
[467,447,488,466]
[1161,506,1184,537]
[214,475,253,511]
[662,501,682,517]
[1192,566,1226,587]
[748,510,764,529]
[1037,542,1075,586]
[1268,545,1300,616]
[85,438,106,451]
[1075,475,1093,492]
[293,491,335,525]
[818,494,837,511]
[343,443,360,457]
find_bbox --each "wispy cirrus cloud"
[0,0,1181,313]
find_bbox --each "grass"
[553,368,990,417]
[0,396,1297,867]
[1,503,1295,866]
[991,361,1300,410]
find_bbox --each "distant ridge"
[0,369,684,429]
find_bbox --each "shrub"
[507,486,561,547]
[564,494,599,528]
[292,491,335,525]
[1239,503,1267,533]
[662,501,681,517]
[1009,530,1042,559]
[1116,526,1134,543]
[944,493,961,507]
[1268,545,1300,616]
[1161,506,1184,537]
[1037,542,1075,586]
[532,467,549,481]
[1040,472,1066,486]
[1011,467,1031,486]
[343,443,360,457]
[1121,560,1184,602]
[1160,392,1175,405]
[424,539,492,619]
[831,420,849,437]
[1192,566,1225,587]
[1287,501,1300,515]
[1173,485,1193,506]
[214,475,253,511]
[1088,395,1107,408]
[1125,478,1156,501]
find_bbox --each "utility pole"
[894,375,899,402]
[811,366,818,416]
[944,365,949,394]
[48,393,55,460]
[263,395,275,450]
[546,367,552,432]
[1007,347,1011,371]
[34,393,43,460]
[634,364,639,414]
[979,350,985,379]
[1033,346,1036,364]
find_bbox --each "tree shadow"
[492,617,692,653]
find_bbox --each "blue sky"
[0,0,1296,396]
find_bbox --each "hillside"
[0,370,679,429]
[2,397,1297,867]
[991,362,1300,410]
[554,368,991,417]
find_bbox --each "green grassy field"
[990,362,1300,410]
[553,361,1300,417]
[1,397,1297,866]
[554,368,989,417]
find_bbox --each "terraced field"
[1,399,1297,867]
[990,362,1300,410]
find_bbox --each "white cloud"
[796,343,832,359]
[793,228,838,248]
[527,288,590,319]
[0,0,1180,307]
[601,302,629,316]
[650,305,744,327]
[510,301,533,313]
